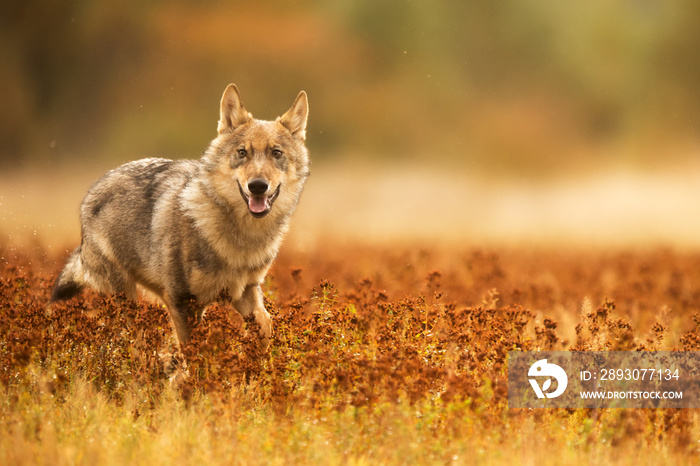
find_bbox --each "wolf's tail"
[50,246,86,303]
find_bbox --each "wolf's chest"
[186,227,281,301]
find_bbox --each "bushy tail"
[50,247,86,303]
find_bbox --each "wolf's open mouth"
[238,182,281,218]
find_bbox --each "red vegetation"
[2,243,700,450]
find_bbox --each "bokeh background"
[2,0,700,249]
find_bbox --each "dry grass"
[1,241,700,465]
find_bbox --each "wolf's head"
[202,84,310,220]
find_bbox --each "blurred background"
[2,0,700,249]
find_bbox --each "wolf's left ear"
[278,91,309,140]
[218,84,253,134]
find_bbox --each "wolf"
[50,83,309,357]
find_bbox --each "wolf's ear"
[218,84,252,134]
[278,91,308,140]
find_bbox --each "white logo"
[528,359,568,399]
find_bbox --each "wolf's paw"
[160,352,178,377]
[160,353,190,388]
[253,310,272,352]
[168,368,190,389]
[258,328,271,352]
[242,312,272,352]
[160,352,188,377]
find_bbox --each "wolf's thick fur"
[50,84,309,352]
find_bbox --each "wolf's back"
[51,158,198,302]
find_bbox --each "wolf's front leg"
[161,292,200,385]
[233,284,272,351]
[167,293,201,347]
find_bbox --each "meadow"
[1,240,700,465]
[5,1,700,463]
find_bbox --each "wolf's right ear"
[218,84,252,134]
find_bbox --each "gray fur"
[51,84,310,352]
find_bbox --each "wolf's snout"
[248,178,269,195]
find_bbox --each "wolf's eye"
[237,148,247,158]
[272,149,283,159]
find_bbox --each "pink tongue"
[249,196,268,213]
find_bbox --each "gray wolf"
[50,83,309,357]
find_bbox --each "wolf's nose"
[248,178,269,195]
